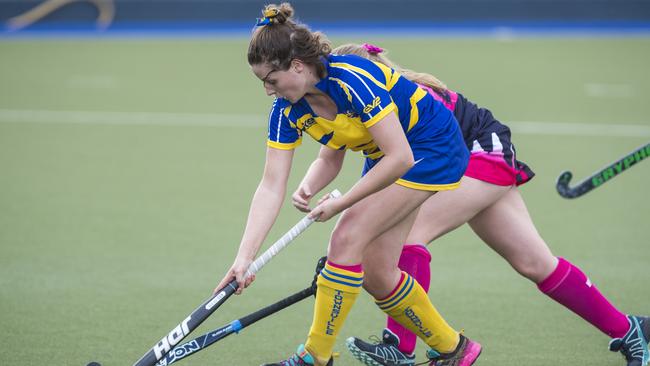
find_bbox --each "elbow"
[396,151,415,175]
[330,158,345,173]
[403,155,415,172]
[381,147,414,176]
[321,150,346,172]
[405,152,415,169]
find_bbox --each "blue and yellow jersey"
[266,54,469,191]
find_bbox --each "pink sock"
[537,257,629,338]
[387,244,431,355]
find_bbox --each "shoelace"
[361,333,418,365]
[613,318,649,362]
[623,328,646,359]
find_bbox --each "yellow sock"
[376,272,459,353]
[305,261,363,365]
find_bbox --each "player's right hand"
[214,257,255,295]
[292,183,313,212]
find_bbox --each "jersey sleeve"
[331,64,396,128]
[266,99,302,150]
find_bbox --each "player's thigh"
[468,188,557,282]
[407,176,510,244]
[328,184,431,264]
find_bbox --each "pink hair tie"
[362,43,383,55]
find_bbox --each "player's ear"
[290,59,304,73]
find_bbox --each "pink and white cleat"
[426,334,482,366]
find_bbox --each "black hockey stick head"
[556,169,596,199]
[556,142,649,200]
[556,170,580,198]
[311,256,327,296]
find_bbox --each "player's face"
[251,61,308,103]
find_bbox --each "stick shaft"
[133,214,318,366]
[133,190,340,365]
[157,287,314,365]
[245,190,340,276]
[245,215,314,277]
[556,142,649,198]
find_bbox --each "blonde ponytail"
[333,43,447,95]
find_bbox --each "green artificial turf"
[0,36,648,365]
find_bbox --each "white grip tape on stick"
[245,189,342,277]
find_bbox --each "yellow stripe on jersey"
[267,139,302,150]
[329,62,387,91]
[329,77,354,103]
[365,150,385,160]
[373,61,401,91]
[311,114,372,151]
[281,106,301,130]
[373,61,393,88]
[408,87,427,132]
[365,102,397,128]
[283,105,292,118]
[387,73,401,91]
[395,178,461,191]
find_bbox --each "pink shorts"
[420,84,535,187]
[464,151,533,186]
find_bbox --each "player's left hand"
[292,183,313,213]
[309,191,344,222]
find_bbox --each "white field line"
[0,108,649,137]
[0,109,262,127]
[584,83,635,98]
[508,121,650,138]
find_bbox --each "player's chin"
[283,93,301,103]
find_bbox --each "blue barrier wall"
[2,0,650,31]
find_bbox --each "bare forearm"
[301,157,342,194]
[339,154,412,209]
[214,147,293,294]
[236,181,286,260]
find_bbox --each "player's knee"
[510,253,553,283]
[329,225,350,248]
[328,226,363,259]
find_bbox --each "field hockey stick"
[556,142,649,199]
[132,191,341,366]
[154,256,327,365]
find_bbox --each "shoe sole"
[345,337,410,366]
[460,342,482,366]
[436,341,482,366]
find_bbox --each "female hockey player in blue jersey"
[215,3,481,366]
